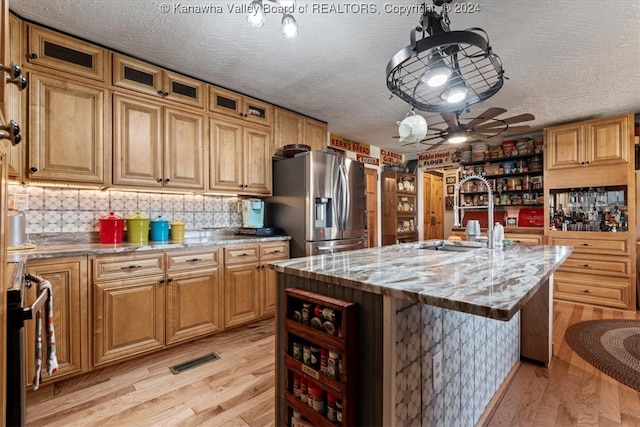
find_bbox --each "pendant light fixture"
[246,0,298,38]
[386,0,504,112]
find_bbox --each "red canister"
[99,211,124,244]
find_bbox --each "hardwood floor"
[26,301,640,426]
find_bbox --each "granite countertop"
[6,230,290,262]
[267,240,572,321]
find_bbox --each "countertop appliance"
[240,198,265,228]
[266,150,367,257]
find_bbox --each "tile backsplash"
[8,185,243,234]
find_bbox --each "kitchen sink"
[417,243,482,252]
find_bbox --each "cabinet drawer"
[166,248,220,272]
[92,253,164,282]
[548,236,630,256]
[225,245,260,265]
[554,272,630,309]
[260,242,289,261]
[505,233,543,245]
[558,254,631,277]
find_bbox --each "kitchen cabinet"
[381,171,418,245]
[223,242,290,327]
[209,85,273,127]
[450,229,543,245]
[7,13,24,179]
[27,24,107,83]
[92,248,221,365]
[274,107,327,155]
[24,256,89,385]
[112,53,205,109]
[282,288,358,427]
[545,114,631,171]
[27,72,109,185]
[113,93,206,190]
[209,116,271,195]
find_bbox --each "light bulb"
[420,53,451,88]
[247,0,265,27]
[441,84,468,104]
[448,134,468,144]
[281,14,298,38]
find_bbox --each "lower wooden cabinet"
[25,257,88,385]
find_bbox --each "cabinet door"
[274,108,304,153]
[259,242,289,317]
[243,126,272,195]
[209,86,243,119]
[25,257,88,384]
[7,14,23,179]
[544,123,584,170]
[223,263,260,328]
[164,107,206,190]
[28,73,108,184]
[165,268,221,344]
[163,70,205,108]
[586,115,630,166]
[209,117,243,191]
[112,93,163,188]
[305,117,327,151]
[27,25,106,82]
[93,276,165,366]
[112,53,163,98]
[243,96,273,127]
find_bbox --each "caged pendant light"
[386,0,505,113]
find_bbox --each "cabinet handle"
[30,167,38,173]
[29,53,38,59]
[580,289,594,293]
[581,243,593,247]
[268,250,282,254]
[186,258,202,263]
[237,253,249,257]
[120,265,143,270]
[581,264,593,268]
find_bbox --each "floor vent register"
[169,352,220,374]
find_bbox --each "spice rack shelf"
[284,288,358,427]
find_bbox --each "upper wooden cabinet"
[7,13,24,179]
[209,116,271,195]
[27,25,107,82]
[209,86,273,127]
[112,53,205,109]
[545,114,631,171]
[274,107,327,155]
[28,72,109,185]
[113,93,206,190]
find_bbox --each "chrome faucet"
[453,175,494,249]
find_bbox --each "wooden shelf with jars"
[382,171,418,245]
[283,288,357,427]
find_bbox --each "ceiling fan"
[394,107,536,150]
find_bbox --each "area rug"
[564,319,640,392]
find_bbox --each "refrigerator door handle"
[338,164,348,230]
[317,241,364,252]
[342,165,350,230]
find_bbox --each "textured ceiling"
[10,0,640,156]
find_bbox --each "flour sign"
[329,134,371,156]
[417,148,463,170]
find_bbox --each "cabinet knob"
[0,120,21,146]
[164,178,170,184]
[159,279,165,285]
[157,178,163,183]
[29,53,38,59]
[157,90,164,96]
[0,61,21,78]
[6,75,28,90]
[167,277,173,283]
[30,167,38,173]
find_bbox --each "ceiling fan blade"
[473,114,535,131]
[464,107,508,129]
[440,112,459,130]
[422,139,448,151]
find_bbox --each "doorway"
[423,171,444,240]
[365,167,378,248]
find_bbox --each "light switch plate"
[432,350,443,392]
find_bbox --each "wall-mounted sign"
[417,148,463,170]
[380,149,403,165]
[329,134,371,156]
[356,154,380,166]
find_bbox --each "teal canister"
[150,215,170,241]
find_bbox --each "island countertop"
[268,240,572,320]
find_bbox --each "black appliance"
[6,264,48,427]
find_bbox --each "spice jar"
[303,345,311,366]
[327,351,340,380]
[300,378,308,403]
[293,374,300,398]
[310,386,325,414]
[293,341,302,361]
[310,344,320,370]
[320,348,328,374]
[336,399,343,426]
[327,393,337,422]
[301,303,311,325]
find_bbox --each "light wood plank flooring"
[27,301,640,426]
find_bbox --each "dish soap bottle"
[494,222,504,248]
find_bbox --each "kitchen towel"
[32,280,58,391]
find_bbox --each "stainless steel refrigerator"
[266,151,367,257]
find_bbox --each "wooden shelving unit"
[382,171,418,245]
[283,288,358,427]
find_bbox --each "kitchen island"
[268,240,572,427]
